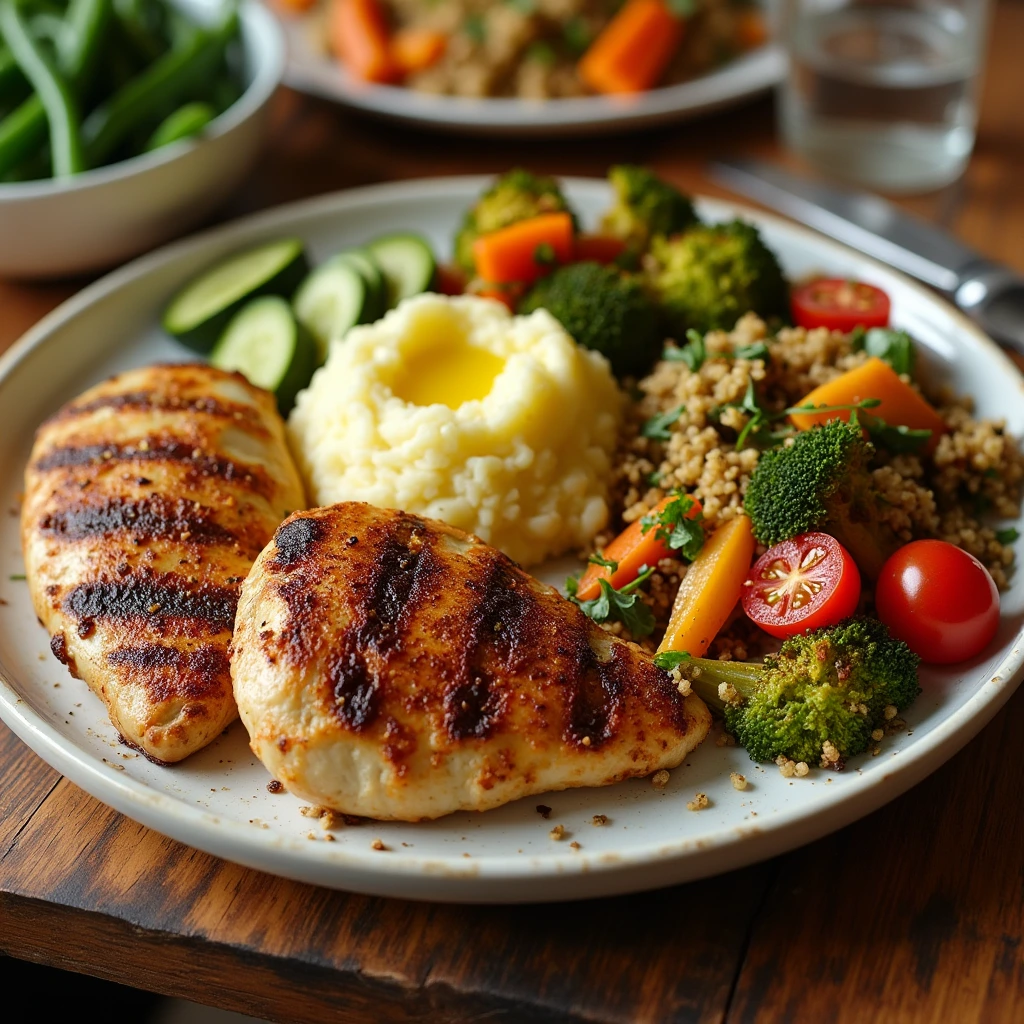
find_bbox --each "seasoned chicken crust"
[21,364,305,763]
[232,502,711,820]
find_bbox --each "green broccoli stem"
[684,658,762,715]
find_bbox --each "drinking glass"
[777,0,992,193]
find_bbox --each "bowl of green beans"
[0,0,283,277]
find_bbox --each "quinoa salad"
[602,312,1024,660]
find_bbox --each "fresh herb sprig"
[567,567,656,638]
[640,491,705,561]
[652,650,692,671]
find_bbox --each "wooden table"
[3,4,1024,1021]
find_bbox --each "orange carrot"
[391,27,447,75]
[329,0,398,84]
[657,515,755,659]
[574,233,628,264]
[578,0,684,95]
[471,212,575,285]
[274,0,317,14]
[576,494,703,603]
[735,9,768,50]
[789,357,947,454]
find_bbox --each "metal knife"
[709,158,1024,355]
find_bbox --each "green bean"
[0,45,24,96]
[111,0,165,62]
[0,0,83,176]
[83,9,236,165]
[0,92,46,176]
[63,0,110,88]
[144,98,212,150]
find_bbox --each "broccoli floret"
[600,165,699,252]
[454,169,576,273]
[678,618,920,766]
[644,220,789,336]
[743,418,899,580]
[518,262,661,379]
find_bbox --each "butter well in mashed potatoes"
[287,293,624,567]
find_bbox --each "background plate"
[0,178,1021,903]
[278,9,785,136]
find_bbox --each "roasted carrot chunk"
[471,212,575,285]
[329,0,398,84]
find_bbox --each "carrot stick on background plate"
[391,27,447,75]
[579,0,685,95]
[329,0,398,83]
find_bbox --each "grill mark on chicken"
[53,390,264,430]
[63,575,237,630]
[39,496,237,546]
[561,637,626,751]
[323,521,441,734]
[34,440,271,495]
[443,554,534,742]
[108,643,230,703]
[272,517,324,568]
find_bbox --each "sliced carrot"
[471,212,575,285]
[576,494,703,603]
[789,356,947,454]
[574,233,628,264]
[735,9,768,50]
[578,0,684,95]
[274,0,317,14]
[657,515,755,659]
[328,0,398,84]
[391,27,447,75]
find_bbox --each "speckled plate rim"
[279,11,786,137]
[0,177,1021,903]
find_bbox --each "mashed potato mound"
[288,293,624,566]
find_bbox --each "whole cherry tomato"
[791,279,891,332]
[742,532,861,639]
[875,540,1000,664]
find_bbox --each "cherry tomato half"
[875,540,999,664]
[791,279,891,332]
[741,533,861,639]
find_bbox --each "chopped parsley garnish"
[587,552,619,571]
[8,573,26,581]
[996,527,1020,545]
[533,241,557,266]
[505,0,535,12]
[640,492,705,561]
[863,419,932,454]
[734,340,771,363]
[863,327,916,377]
[567,567,656,638]
[463,13,486,42]
[641,404,685,441]
[663,329,706,371]
[563,15,591,54]
[653,650,692,671]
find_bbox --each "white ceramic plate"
[278,10,785,136]
[0,178,1021,904]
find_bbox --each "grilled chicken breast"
[232,502,711,820]
[21,364,305,763]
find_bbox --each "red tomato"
[875,540,999,664]
[791,279,891,332]
[741,533,861,639]
[574,234,628,264]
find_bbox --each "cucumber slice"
[163,238,308,353]
[338,249,387,322]
[366,233,437,309]
[293,256,370,365]
[210,296,317,415]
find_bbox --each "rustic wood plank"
[727,685,1024,1024]
[0,770,771,1023]
[0,723,61,858]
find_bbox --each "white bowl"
[0,0,283,279]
